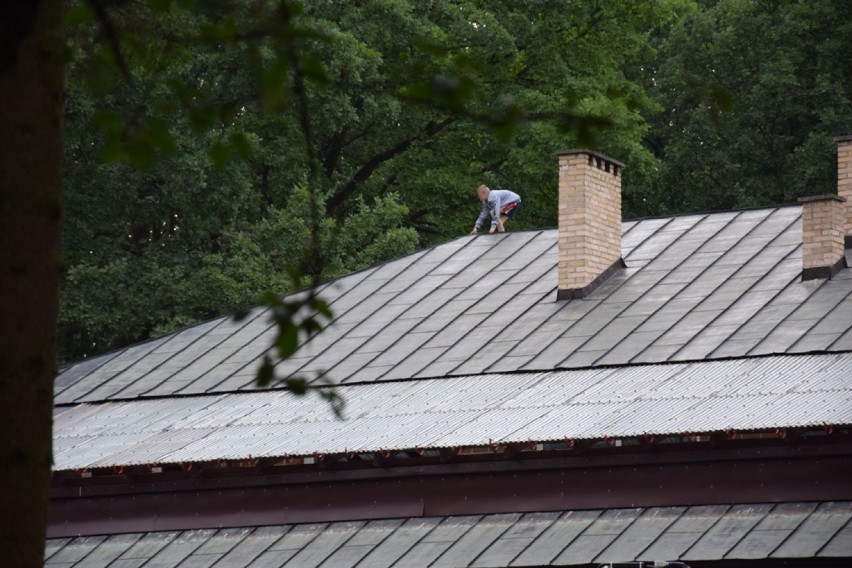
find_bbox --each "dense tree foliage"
[59,0,852,363]
[60,0,686,362]
[632,0,852,216]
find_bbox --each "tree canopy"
[58,0,852,364]
[60,0,688,363]
[632,0,852,216]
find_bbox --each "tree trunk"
[0,0,64,565]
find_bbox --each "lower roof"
[52,352,852,471]
[45,501,852,567]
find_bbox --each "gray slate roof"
[45,501,852,567]
[56,205,852,406]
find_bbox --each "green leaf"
[285,265,303,287]
[301,54,330,87]
[189,107,219,133]
[257,357,275,387]
[208,141,230,168]
[319,389,345,419]
[285,377,308,395]
[91,110,123,140]
[199,20,238,42]
[259,56,290,110]
[261,290,279,303]
[312,298,333,320]
[301,317,322,335]
[97,142,126,164]
[220,104,240,127]
[147,118,178,156]
[146,0,172,13]
[413,37,445,56]
[229,132,254,158]
[126,138,156,169]
[710,84,734,111]
[276,323,299,359]
[84,58,120,95]
[66,4,95,27]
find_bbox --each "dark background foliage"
[59,0,852,364]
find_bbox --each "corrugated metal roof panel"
[581,397,707,438]
[54,432,156,471]
[377,410,486,451]
[53,352,852,470]
[88,428,219,467]
[505,401,634,442]
[497,369,609,408]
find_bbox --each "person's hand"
[470,227,478,235]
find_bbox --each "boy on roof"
[470,185,521,234]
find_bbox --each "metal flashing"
[556,257,627,300]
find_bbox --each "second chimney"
[836,135,852,247]
[797,135,852,280]
[556,150,625,300]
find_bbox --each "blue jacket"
[475,189,521,229]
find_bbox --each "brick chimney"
[836,135,852,247]
[798,195,847,280]
[556,150,625,300]
[797,136,852,280]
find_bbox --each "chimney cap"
[834,135,852,143]
[557,149,625,168]
[797,194,847,204]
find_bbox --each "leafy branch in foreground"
[250,285,344,419]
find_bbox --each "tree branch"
[325,117,454,217]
